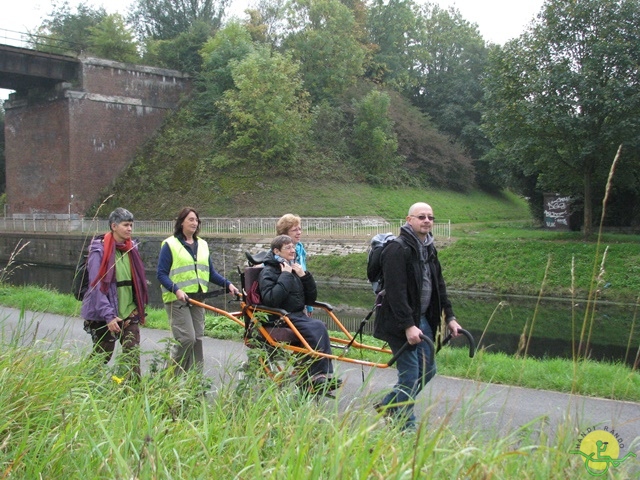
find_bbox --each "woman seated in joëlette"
[258,234,340,392]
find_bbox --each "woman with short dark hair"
[258,234,340,392]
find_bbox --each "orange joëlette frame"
[186,297,396,369]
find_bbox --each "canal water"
[6,263,640,368]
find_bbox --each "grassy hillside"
[89,134,640,302]
[87,84,526,221]
[95,162,530,221]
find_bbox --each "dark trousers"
[85,318,141,378]
[288,312,333,377]
[379,317,435,429]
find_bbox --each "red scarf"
[92,232,149,323]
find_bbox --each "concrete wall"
[4,57,191,217]
[0,233,369,307]
[0,233,370,271]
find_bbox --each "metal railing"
[0,28,30,49]
[0,28,80,56]
[0,216,451,239]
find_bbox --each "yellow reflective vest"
[161,236,210,303]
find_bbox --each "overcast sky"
[0,0,545,100]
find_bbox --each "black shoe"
[308,374,342,393]
[326,376,343,390]
[373,402,392,418]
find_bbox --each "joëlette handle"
[438,328,476,358]
[387,333,435,367]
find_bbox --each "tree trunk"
[583,170,593,239]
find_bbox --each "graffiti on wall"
[544,194,571,229]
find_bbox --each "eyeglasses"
[410,214,435,222]
[281,245,296,251]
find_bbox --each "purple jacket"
[80,235,129,322]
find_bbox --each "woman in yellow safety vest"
[157,207,239,374]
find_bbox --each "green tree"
[32,1,107,56]
[282,0,366,102]
[130,0,229,41]
[366,0,427,91]
[196,22,256,127]
[483,0,640,235]
[351,89,401,182]
[243,0,289,46]
[310,100,350,163]
[217,47,311,165]
[88,14,140,63]
[200,22,255,95]
[414,7,489,154]
[410,5,494,190]
[144,20,214,73]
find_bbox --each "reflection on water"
[6,264,640,367]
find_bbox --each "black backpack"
[367,233,408,293]
[71,254,89,301]
[71,235,103,301]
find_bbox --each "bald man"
[373,202,462,430]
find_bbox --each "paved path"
[2,306,638,448]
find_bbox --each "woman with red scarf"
[81,207,149,379]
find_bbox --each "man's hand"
[448,319,462,337]
[405,325,423,345]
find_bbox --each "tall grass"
[0,240,30,285]
[3,312,637,479]
[0,284,638,401]
[577,146,622,361]
[627,298,640,368]
[493,146,638,389]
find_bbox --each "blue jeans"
[379,317,435,428]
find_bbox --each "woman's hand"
[291,263,306,277]
[280,262,293,273]
[107,317,122,333]
[228,283,240,296]
[175,288,189,302]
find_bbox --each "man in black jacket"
[374,202,463,429]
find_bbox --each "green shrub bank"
[312,231,640,303]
